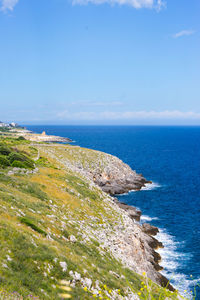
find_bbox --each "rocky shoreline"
[40,143,175,292]
[112,197,174,291]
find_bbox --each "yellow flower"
[141,282,144,285]
[60,286,72,292]
[103,285,107,289]
[138,292,141,296]
[184,290,187,293]
[109,290,112,294]
[144,285,147,289]
[117,289,120,293]
[93,294,97,298]
[98,290,102,294]
[58,294,71,299]
[142,272,146,276]
[99,297,103,300]
[59,280,70,285]
[140,288,144,291]
[83,287,87,291]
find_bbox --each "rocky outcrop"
[92,162,151,195]
[45,145,151,194]
[142,223,159,236]
[113,198,142,221]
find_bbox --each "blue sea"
[27,125,200,298]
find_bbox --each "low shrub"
[20,217,47,236]
[0,155,10,168]
[11,160,27,169]
[0,144,11,156]
[8,152,28,163]
[17,136,26,141]
[8,153,34,169]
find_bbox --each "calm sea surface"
[27,125,200,298]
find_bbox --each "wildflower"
[141,282,144,285]
[144,285,147,289]
[138,292,141,296]
[59,280,70,285]
[140,288,144,291]
[83,287,87,292]
[60,286,72,292]
[184,290,187,293]
[109,290,112,294]
[93,294,97,298]
[103,284,107,289]
[117,289,120,293]
[58,294,71,299]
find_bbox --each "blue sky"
[0,0,199,125]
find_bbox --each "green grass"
[65,174,98,200]
[20,217,47,236]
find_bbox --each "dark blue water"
[27,125,200,298]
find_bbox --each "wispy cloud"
[0,0,19,11]
[72,0,165,10]
[57,110,200,121]
[0,0,165,11]
[69,100,123,107]
[173,30,195,39]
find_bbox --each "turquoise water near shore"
[27,125,200,298]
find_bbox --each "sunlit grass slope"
[0,136,184,299]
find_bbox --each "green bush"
[8,152,28,163]
[8,152,34,169]
[0,155,10,168]
[24,160,35,169]
[0,144,11,156]
[17,136,26,140]
[11,160,27,169]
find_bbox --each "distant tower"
[41,131,46,136]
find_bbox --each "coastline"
[110,196,174,292]
[0,127,181,298]
[31,128,175,292]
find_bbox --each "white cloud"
[72,0,165,10]
[173,30,195,39]
[156,0,165,11]
[1,0,19,11]
[69,100,123,106]
[57,110,200,121]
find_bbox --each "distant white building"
[10,122,18,127]
[0,122,9,127]
[0,121,19,128]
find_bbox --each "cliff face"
[0,138,179,299]
[41,144,150,194]
[41,144,173,291]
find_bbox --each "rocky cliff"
[40,144,174,291]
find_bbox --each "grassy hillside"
[0,135,183,299]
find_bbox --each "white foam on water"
[156,228,196,298]
[141,182,161,191]
[140,215,159,222]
